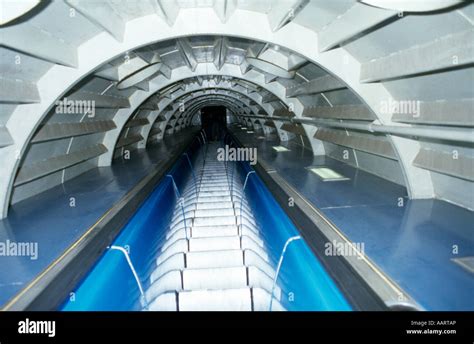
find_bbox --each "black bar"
[0,312,472,341]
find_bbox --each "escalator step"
[193,215,236,226]
[186,249,244,269]
[183,266,247,290]
[189,236,241,251]
[191,225,238,237]
[178,288,252,311]
[194,208,235,218]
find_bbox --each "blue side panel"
[61,158,190,311]
[235,162,351,310]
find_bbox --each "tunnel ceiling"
[0,0,473,218]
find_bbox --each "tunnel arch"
[1,2,472,217]
[97,66,307,166]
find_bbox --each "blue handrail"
[166,174,188,238]
[108,245,149,310]
[269,236,302,311]
[239,171,255,233]
[183,153,198,198]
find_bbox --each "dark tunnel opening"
[200,105,227,142]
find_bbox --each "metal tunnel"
[0,0,473,318]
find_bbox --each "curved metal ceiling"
[0,1,473,217]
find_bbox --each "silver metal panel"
[302,104,374,121]
[32,120,116,143]
[413,148,474,181]
[280,122,306,135]
[0,76,40,104]
[115,134,143,148]
[0,23,78,67]
[0,126,14,148]
[318,3,397,52]
[125,118,149,128]
[315,128,397,160]
[286,75,346,97]
[360,29,474,82]
[14,144,108,186]
[392,99,474,127]
[176,39,198,72]
[266,0,309,32]
[65,0,125,42]
[272,108,294,117]
[262,93,279,103]
[67,90,130,108]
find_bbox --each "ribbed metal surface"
[413,148,474,181]
[315,128,397,160]
[15,144,108,186]
[145,143,284,311]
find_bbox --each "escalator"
[145,142,284,311]
[60,133,356,311]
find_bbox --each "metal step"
[252,288,285,311]
[193,208,235,218]
[147,288,285,311]
[191,225,238,238]
[157,235,270,265]
[146,270,182,303]
[198,192,232,199]
[198,187,230,193]
[163,225,239,250]
[198,182,231,188]
[146,292,177,311]
[183,266,247,290]
[150,253,185,283]
[189,236,241,251]
[196,201,233,209]
[179,288,252,311]
[186,249,243,269]
[193,215,236,226]
[196,195,232,203]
